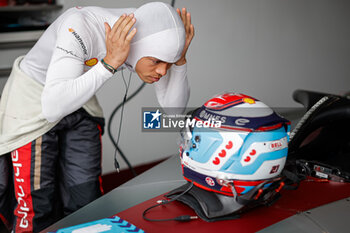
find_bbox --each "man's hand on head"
[175,8,195,66]
[103,13,137,69]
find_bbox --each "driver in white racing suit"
[0,2,194,232]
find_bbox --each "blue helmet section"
[186,127,223,164]
[223,127,289,175]
[183,125,290,176]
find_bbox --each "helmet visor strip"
[179,124,193,152]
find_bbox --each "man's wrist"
[101,59,117,74]
[175,58,187,66]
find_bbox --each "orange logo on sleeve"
[68,28,74,32]
[85,58,98,67]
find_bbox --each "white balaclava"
[126,2,186,70]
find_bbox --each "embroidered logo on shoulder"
[85,58,98,67]
[68,28,88,56]
[56,46,81,59]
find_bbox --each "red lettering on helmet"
[250,149,256,156]
[218,150,226,158]
[270,142,282,150]
[244,156,251,162]
[213,157,220,165]
[213,141,235,165]
[225,141,233,149]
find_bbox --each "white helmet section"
[214,101,274,118]
[126,2,186,69]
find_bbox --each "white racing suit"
[0,3,189,232]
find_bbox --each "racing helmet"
[179,92,291,201]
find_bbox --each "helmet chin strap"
[216,174,285,207]
[142,182,199,222]
[216,177,238,199]
[233,177,284,208]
